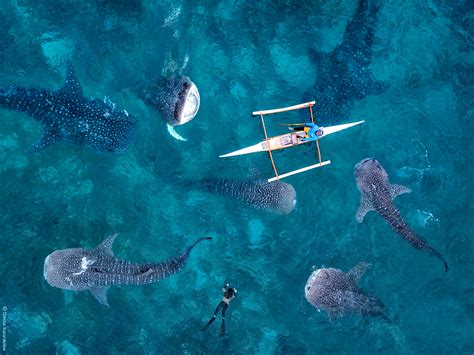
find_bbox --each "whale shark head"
[44,248,93,291]
[255,181,297,215]
[304,268,332,302]
[270,181,297,215]
[354,158,388,184]
[142,75,200,126]
[163,76,200,126]
[175,79,200,125]
[304,267,347,314]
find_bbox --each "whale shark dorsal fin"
[56,62,83,98]
[94,234,118,257]
[390,184,412,200]
[347,262,371,284]
[30,129,60,152]
[356,195,375,223]
[327,307,341,322]
[90,287,110,307]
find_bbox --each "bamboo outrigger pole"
[259,112,279,180]
[252,101,316,116]
[308,103,323,165]
[268,161,331,183]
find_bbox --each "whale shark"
[306,0,386,122]
[305,262,386,319]
[138,55,200,142]
[0,63,137,152]
[354,158,448,271]
[141,75,200,128]
[43,234,211,307]
[192,178,297,215]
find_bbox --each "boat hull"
[219,120,364,158]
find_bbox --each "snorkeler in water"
[202,283,237,336]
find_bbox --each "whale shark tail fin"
[185,236,212,256]
[362,294,389,321]
[423,245,449,272]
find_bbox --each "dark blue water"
[0,0,473,353]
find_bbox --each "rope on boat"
[316,140,322,165]
[309,104,315,124]
[259,112,279,180]
[309,103,323,165]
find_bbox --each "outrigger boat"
[219,101,364,182]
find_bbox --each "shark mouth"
[354,157,375,171]
[177,81,200,125]
[43,254,51,281]
[167,81,200,142]
[305,269,322,296]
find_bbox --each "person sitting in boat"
[202,283,237,336]
[290,123,323,141]
[302,123,324,141]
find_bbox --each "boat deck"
[262,131,307,151]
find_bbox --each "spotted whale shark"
[354,158,448,271]
[137,55,200,142]
[43,234,211,307]
[306,0,386,122]
[191,178,297,215]
[305,262,386,319]
[0,63,137,152]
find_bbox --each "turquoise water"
[0,0,473,353]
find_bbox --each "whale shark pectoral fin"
[390,184,412,200]
[90,287,110,307]
[94,234,118,257]
[167,124,187,141]
[356,195,374,223]
[30,130,60,152]
[56,61,83,99]
[327,307,342,322]
[347,262,371,284]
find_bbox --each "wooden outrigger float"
[219,101,364,182]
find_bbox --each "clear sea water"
[0,0,473,353]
